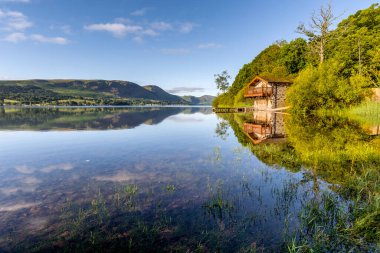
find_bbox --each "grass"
[348,101,380,125]
[218,109,380,251]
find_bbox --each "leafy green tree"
[214,70,231,93]
[280,38,308,74]
[287,60,369,114]
[228,42,286,97]
[327,3,379,85]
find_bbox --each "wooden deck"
[244,87,273,98]
[243,123,272,136]
[213,106,289,113]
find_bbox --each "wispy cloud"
[0,9,32,31]
[179,22,198,33]
[3,32,26,42]
[130,8,148,16]
[85,20,175,41]
[3,33,69,44]
[150,21,172,31]
[0,0,30,3]
[30,34,69,44]
[167,87,205,94]
[49,24,72,35]
[0,9,69,45]
[141,28,159,36]
[84,23,142,37]
[115,17,132,24]
[161,48,191,55]
[198,42,222,49]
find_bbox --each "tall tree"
[297,3,337,64]
[214,70,231,93]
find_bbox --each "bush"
[287,61,369,114]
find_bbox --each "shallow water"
[0,107,358,252]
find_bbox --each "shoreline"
[0,104,212,109]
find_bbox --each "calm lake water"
[0,107,377,252]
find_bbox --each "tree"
[280,38,308,74]
[214,70,231,93]
[327,3,380,85]
[297,3,337,64]
[286,60,369,114]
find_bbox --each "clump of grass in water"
[283,165,380,251]
[203,179,235,222]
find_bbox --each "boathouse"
[243,76,292,110]
[242,112,286,144]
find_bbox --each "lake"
[0,107,378,252]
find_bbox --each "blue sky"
[0,0,377,96]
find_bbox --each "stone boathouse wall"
[253,83,289,110]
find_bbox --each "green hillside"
[181,95,215,105]
[213,4,379,112]
[0,79,210,106]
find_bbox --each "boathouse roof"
[246,76,293,87]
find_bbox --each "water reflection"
[242,112,286,144]
[0,106,212,131]
[220,110,380,251]
[0,107,322,252]
[1,107,378,252]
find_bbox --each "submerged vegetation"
[0,3,379,253]
[212,4,380,250]
[217,109,380,251]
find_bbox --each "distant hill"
[182,95,215,105]
[0,79,212,106]
[143,85,183,103]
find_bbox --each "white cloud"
[84,23,142,37]
[198,43,222,49]
[60,25,71,35]
[161,48,190,55]
[0,9,69,45]
[83,19,197,42]
[114,17,132,24]
[0,9,32,31]
[151,21,172,31]
[130,8,148,16]
[49,24,72,35]
[167,87,205,94]
[0,0,30,3]
[30,34,69,44]
[3,32,26,42]
[179,22,197,33]
[142,28,159,36]
[133,36,143,43]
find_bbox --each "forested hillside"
[213,4,379,112]
[0,80,213,106]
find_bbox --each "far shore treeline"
[0,79,215,106]
[213,4,379,113]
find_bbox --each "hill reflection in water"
[0,106,212,131]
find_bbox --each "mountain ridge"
[0,79,215,106]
